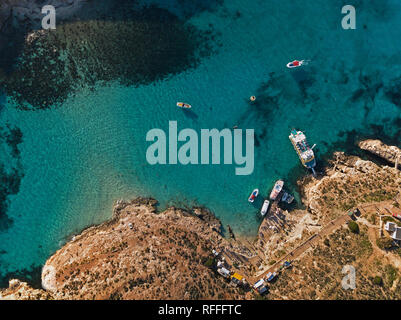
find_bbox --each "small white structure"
[253,279,265,289]
[217,267,230,278]
[212,249,219,257]
[266,272,277,282]
[385,222,396,232]
[253,279,268,294]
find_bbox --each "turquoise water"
[1,0,401,282]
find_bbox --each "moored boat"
[270,180,284,201]
[286,59,308,68]
[289,129,316,174]
[281,192,294,204]
[285,193,294,204]
[177,102,192,109]
[260,200,270,216]
[248,189,259,203]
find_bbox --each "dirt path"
[252,213,351,283]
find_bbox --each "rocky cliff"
[302,151,400,223]
[2,198,250,300]
[358,139,401,169]
[0,279,52,300]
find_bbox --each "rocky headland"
[358,139,401,169]
[1,198,253,300]
[1,139,401,300]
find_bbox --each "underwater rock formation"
[0,124,23,231]
[0,2,216,109]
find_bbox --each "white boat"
[177,102,192,109]
[286,60,308,68]
[260,200,270,216]
[248,189,259,203]
[289,129,316,175]
[269,180,284,201]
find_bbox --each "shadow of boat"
[182,108,199,120]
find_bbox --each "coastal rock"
[2,143,401,300]
[358,139,401,169]
[3,198,250,300]
[0,279,51,300]
[302,151,401,222]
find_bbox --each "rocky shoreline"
[1,139,401,299]
[2,197,255,300]
[358,139,401,169]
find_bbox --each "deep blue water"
[1,0,401,284]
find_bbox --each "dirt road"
[253,213,351,282]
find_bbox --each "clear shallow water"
[1,0,401,281]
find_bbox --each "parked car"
[266,272,277,282]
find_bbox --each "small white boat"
[260,200,270,216]
[177,102,192,109]
[270,180,284,201]
[286,60,308,69]
[248,189,259,203]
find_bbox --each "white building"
[385,222,396,232]
[391,227,401,241]
[217,267,230,278]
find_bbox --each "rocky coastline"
[2,197,254,300]
[1,139,401,299]
[358,139,401,169]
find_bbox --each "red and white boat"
[286,60,307,68]
[248,189,259,203]
[269,180,284,201]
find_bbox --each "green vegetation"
[348,221,359,234]
[385,264,398,287]
[376,237,394,250]
[373,276,383,286]
[383,216,401,227]
[356,234,373,257]
[204,257,215,268]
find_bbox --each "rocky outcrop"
[359,139,401,169]
[2,198,251,300]
[302,150,401,223]
[0,279,51,300]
